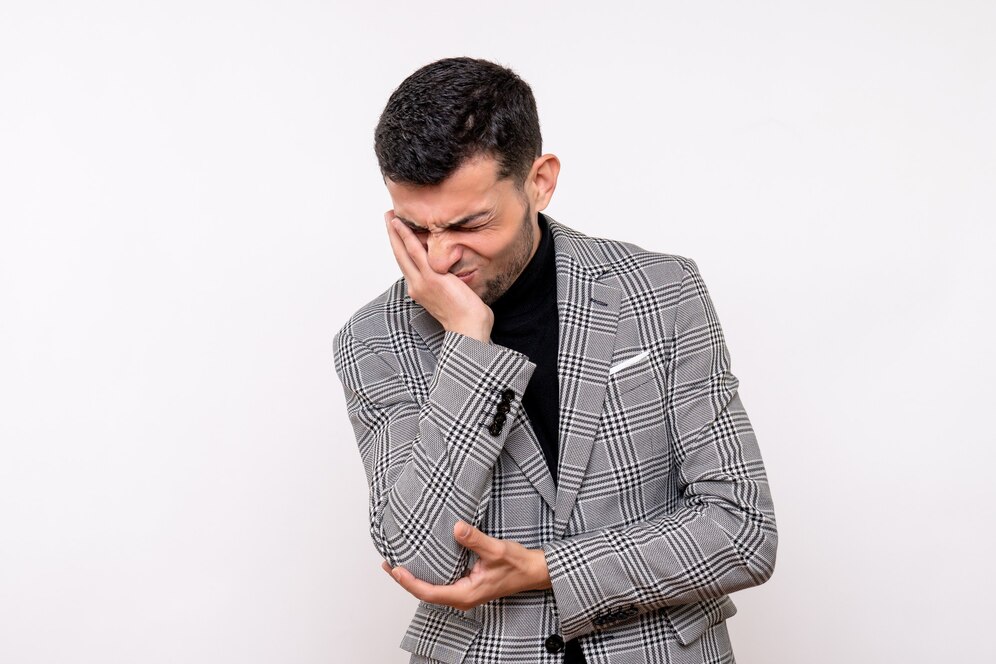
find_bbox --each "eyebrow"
[395,210,492,231]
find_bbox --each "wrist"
[526,548,552,591]
[446,318,493,344]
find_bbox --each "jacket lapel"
[547,218,621,537]
[503,411,558,511]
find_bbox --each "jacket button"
[544,634,565,653]
[488,422,502,436]
[501,388,515,402]
[492,413,506,426]
[496,401,511,414]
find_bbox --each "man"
[332,57,777,664]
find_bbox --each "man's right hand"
[385,211,495,344]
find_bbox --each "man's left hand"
[381,520,552,611]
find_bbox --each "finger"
[385,564,416,589]
[390,217,432,273]
[391,565,478,607]
[385,216,420,280]
[453,520,504,558]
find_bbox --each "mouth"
[455,270,476,284]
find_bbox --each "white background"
[2,1,994,662]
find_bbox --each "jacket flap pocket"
[400,602,482,664]
[664,596,737,646]
[607,352,655,396]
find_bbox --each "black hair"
[374,57,542,187]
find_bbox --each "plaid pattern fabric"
[332,217,777,664]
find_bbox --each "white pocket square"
[609,349,650,375]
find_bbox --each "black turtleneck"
[490,213,561,484]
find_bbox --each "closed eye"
[396,211,493,234]
[395,219,427,234]
[408,223,488,235]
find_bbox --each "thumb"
[454,520,474,541]
[454,520,498,556]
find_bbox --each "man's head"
[374,57,542,189]
[376,58,559,305]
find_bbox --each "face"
[385,156,541,305]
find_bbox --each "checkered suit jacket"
[332,216,777,664]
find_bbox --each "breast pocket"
[601,350,667,464]
[607,351,660,403]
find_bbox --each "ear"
[526,154,561,212]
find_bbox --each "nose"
[425,232,462,275]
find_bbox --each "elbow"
[709,502,777,591]
[741,520,778,588]
[702,493,778,589]
[733,482,778,587]
[378,539,468,587]
[371,507,468,587]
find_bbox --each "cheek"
[472,233,508,260]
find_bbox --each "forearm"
[338,328,536,586]
[543,388,776,640]
[543,479,776,640]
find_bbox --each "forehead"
[385,156,511,227]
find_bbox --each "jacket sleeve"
[542,259,778,641]
[333,327,536,586]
